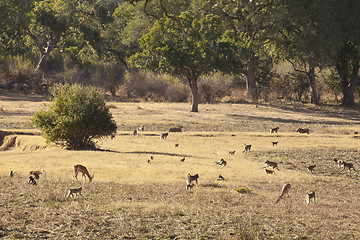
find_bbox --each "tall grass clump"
[32,84,117,149]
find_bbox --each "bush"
[33,84,117,149]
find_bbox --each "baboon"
[138,126,144,132]
[169,127,182,132]
[180,157,185,162]
[270,127,279,134]
[296,128,310,134]
[186,173,199,186]
[275,183,291,203]
[10,171,16,178]
[175,143,179,147]
[243,144,252,153]
[305,191,316,205]
[73,164,94,182]
[65,187,85,199]
[354,131,359,135]
[307,165,316,174]
[228,150,236,155]
[264,169,275,175]
[333,158,339,167]
[217,175,225,181]
[147,159,151,163]
[160,132,168,140]
[339,160,357,172]
[264,160,280,170]
[28,176,37,185]
[147,155,153,163]
[132,129,137,136]
[272,141,278,146]
[215,158,227,167]
[186,182,194,190]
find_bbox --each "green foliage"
[235,187,251,194]
[33,84,117,149]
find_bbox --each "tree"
[212,0,278,100]
[130,9,240,112]
[33,84,117,149]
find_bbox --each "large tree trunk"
[188,76,199,112]
[336,56,359,107]
[34,35,59,73]
[245,68,258,101]
[307,64,319,105]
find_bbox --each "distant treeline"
[1,0,359,110]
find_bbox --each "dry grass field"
[1,93,360,239]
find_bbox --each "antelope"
[270,127,279,134]
[73,164,94,182]
[275,183,291,203]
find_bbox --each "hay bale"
[0,135,17,151]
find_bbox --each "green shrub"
[33,84,117,149]
[234,187,251,194]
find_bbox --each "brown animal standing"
[305,191,316,205]
[243,144,252,153]
[160,132,169,140]
[275,183,291,203]
[65,187,85,199]
[307,165,316,174]
[73,164,94,182]
[296,128,310,134]
[270,127,279,134]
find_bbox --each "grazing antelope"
[307,165,316,174]
[270,127,279,134]
[215,158,227,167]
[275,183,291,203]
[169,127,182,132]
[217,175,225,181]
[339,160,357,172]
[160,132,168,140]
[65,187,85,199]
[180,157,185,162]
[28,176,37,185]
[228,150,236,155]
[272,141,278,146]
[132,129,137,136]
[264,160,280,170]
[305,191,316,205]
[243,144,252,153]
[296,128,310,134]
[73,164,94,182]
[10,171,16,178]
[264,169,275,175]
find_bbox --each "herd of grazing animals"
[9,125,358,205]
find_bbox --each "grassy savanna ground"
[1,94,360,239]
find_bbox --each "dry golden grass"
[1,94,360,239]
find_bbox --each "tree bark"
[188,76,199,112]
[34,34,59,73]
[307,64,319,105]
[245,68,258,101]
[336,56,359,107]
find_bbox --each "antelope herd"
[8,124,358,205]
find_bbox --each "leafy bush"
[33,84,117,149]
